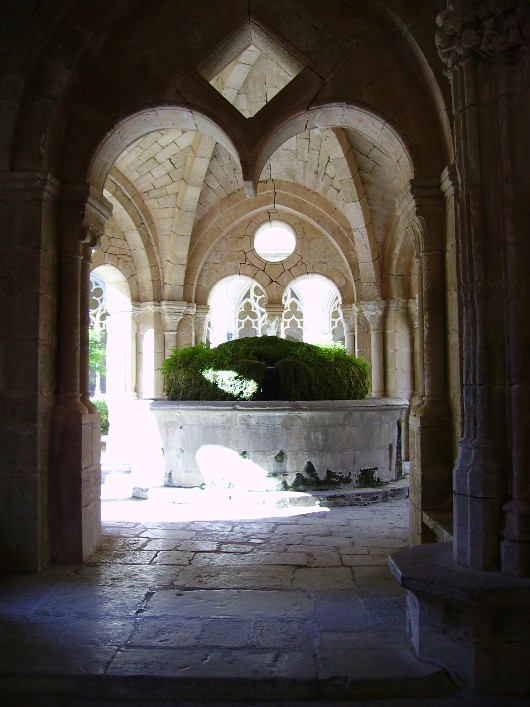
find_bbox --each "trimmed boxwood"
[92,399,109,434]
[162,336,370,401]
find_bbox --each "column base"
[51,412,102,563]
[389,543,530,696]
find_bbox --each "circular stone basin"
[146,399,408,491]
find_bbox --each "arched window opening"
[287,274,343,346]
[207,274,344,347]
[207,276,267,347]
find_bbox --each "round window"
[254,220,296,262]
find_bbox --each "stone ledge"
[388,543,530,695]
[389,542,530,604]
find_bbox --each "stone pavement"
[0,492,526,705]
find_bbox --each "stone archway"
[1,0,456,572]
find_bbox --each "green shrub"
[92,399,109,434]
[161,336,370,401]
[274,357,314,400]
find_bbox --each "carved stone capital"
[84,189,113,246]
[338,303,358,331]
[358,300,387,330]
[436,0,530,69]
[59,184,112,251]
[160,301,188,331]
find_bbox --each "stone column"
[339,303,357,355]
[176,303,197,349]
[390,5,530,697]
[131,303,140,397]
[406,180,453,544]
[436,0,530,576]
[194,304,210,344]
[160,301,187,358]
[136,302,164,398]
[358,300,386,397]
[52,185,112,563]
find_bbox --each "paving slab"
[0,496,467,703]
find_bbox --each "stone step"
[0,650,456,704]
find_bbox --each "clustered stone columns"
[390,1,530,695]
[51,185,112,563]
[436,1,530,578]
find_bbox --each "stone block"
[390,543,530,695]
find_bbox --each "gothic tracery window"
[236,283,267,338]
[282,286,304,341]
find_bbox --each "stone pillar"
[0,172,59,570]
[131,303,140,397]
[136,302,164,398]
[51,185,112,563]
[436,0,530,576]
[194,304,210,344]
[161,301,187,358]
[391,4,530,697]
[176,303,197,349]
[358,300,386,397]
[406,180,453,545]
[339,303,357,355]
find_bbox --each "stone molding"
[338,303,357,331]
[436,0,530,68]
[0,170,60,200]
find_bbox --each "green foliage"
[274,357,314,400]
[161,336,370,401]
[92,399,109,434]
[89,327,106,375]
